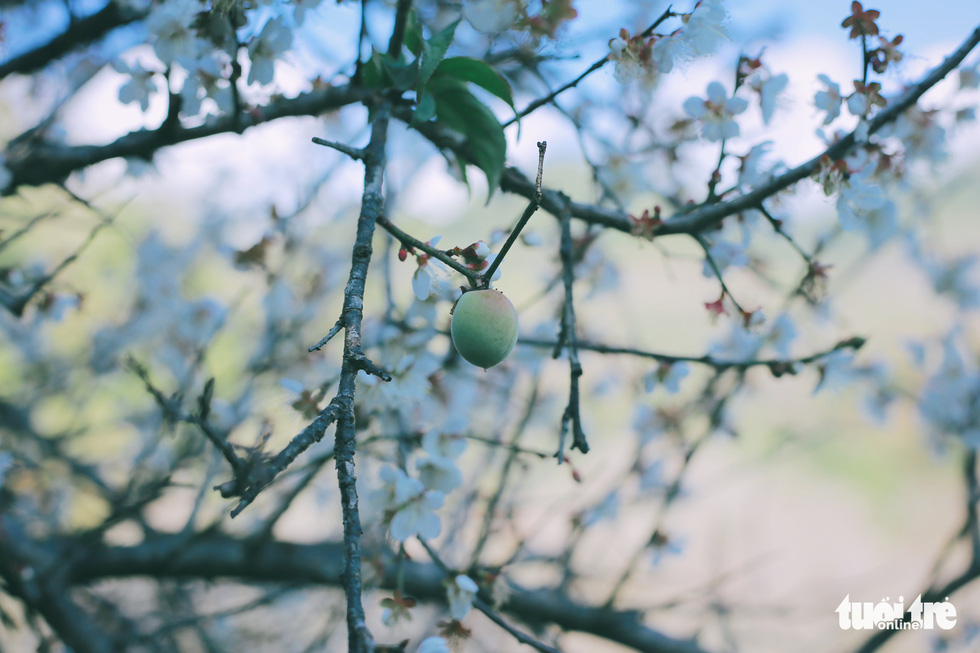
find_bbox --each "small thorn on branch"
[309,317,344,352]
[312,136,365,160]
[351,348,392,382]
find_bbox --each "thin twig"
[470,381,541,568]
[520,334,867,372]
[481,141,547,286]
[417,539,563,653]
[502,6,675,127]
[694,232,746,316]
[312,137,365,160]
[376,215,481,280]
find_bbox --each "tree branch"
[61,532,714,653]
[4,83,371,190]
[0,1,148,81]
[491,24,980,236]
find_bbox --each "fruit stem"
[481,141,547,287]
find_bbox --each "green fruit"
[451,289,519,369]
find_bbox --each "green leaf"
[434,82,507,198]
[412,91,437,125]
[433,57,516,114]
[382,54,419,91]
[418,19,460,95]
[404,9,423,57]
[361,49,390,89]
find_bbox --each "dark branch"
[5,83,370,190]
[62,532,714,653]
[555,213,588,455]
[0,1,148,81]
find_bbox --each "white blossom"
[814,74,843,124]
[959,63,980,89]
[147,0,202,65]
[681,0,729,55]
[416,455,462,493]
[279,378,305,395]
[684,82,748,142]
[651,35,691,74]
[463,0,521,34]
[418,636,451,653]
[644,362,690,394]
[836,171,885,230]
[247,16,293,86]
[924,255,980,310]
[114,60,158,111]
[413,264,434,301]
[767,314,798,358]
[815,349,858,394]
[422,429,467,460]
[738,142,775,189]
[836,172,898,248]
[702,238,748,277]
[521,232,543,247]
[632,403,666,445]
[371,466,444,541]
[888,109,947,164]
[447,574,479,620]
[711,322,762,360]
[582,491,620,526]
[292,0,323,25]
[756,73,788,124]
[639,460,665,491]
[847,91,868,117]
[180,56,235,117]
[918,334,978,437]
[472,240,490,260]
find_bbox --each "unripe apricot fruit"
[450,289,519,369]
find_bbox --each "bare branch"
[4,83,370,190]
[481,141,547,287]
[62,532,714,653]
[312,137,365,161]
[554,213,588,456]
